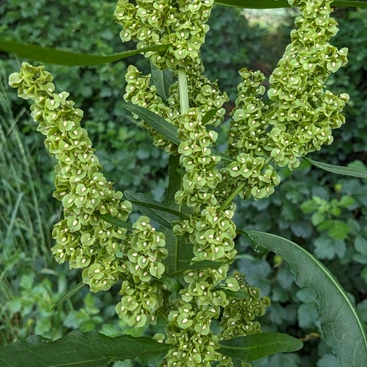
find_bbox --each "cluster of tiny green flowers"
[228,68,269,158]
[224,154,281,200]
[9,62,134,292]
[116,216,167,327]
[175,109,222,208]
[114,0,214,69]
[219,272,270,340]
[266,0,349,169]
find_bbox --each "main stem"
[178,67,189,114]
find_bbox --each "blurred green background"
[1,1,367,366]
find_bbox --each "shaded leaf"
[246,230,367,367]
[219,332,303,361]
[165,154,182,210]
[0,38,169,66]
[150,61,174,102]
[124,191,187,228]
[98,213,132,230]
[0,330,169,367]
[53,282,85,308]
[122,103,180,145]
[214,0,367,9]
[305,158,367,179]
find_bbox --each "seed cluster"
[9,65,167,320]
[114,0,214,70]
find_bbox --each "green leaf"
[53,282,85,308]
[165,154,182,210]
[305,158,367,179]
[214,0,367,9]
[150,61,174,102]
[124,191,187,228]
[122,103,180,146]
[0,330,169,367]
[202,108,220,125]
[0,38,169,66]
[219,332,303,361]
[164,231,193,275]
[98,213,132,230]
[246,230,367,367]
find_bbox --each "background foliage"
[1,1,367,366]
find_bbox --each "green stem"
[220,182,246,212]
[178,67,189,114]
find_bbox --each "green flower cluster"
[219,272,270,340]
[228,68,269,159]
[266,0,349,169]
[229,0,349,176]
[9,63,133,292]
[116,216,167,327]
[114,0,214,69]
[176,109,222,208]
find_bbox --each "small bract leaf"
[219,332,303,361]
[150,61,174,102]
[122,103,180,145]
[53,282,85,308]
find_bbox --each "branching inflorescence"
[9,0,348,366]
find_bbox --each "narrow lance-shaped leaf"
[305,157,367,179]
[214,0,367,9]
[124,190,187,228]
[202,108,220,125]
[98,213,132,230]
[0,330,169,367]
[165,154,182,210]
[122,103,180,146]
[53,282,85,308]
[219,332,303,361]
[0,38,169,66]
[245,230,367,367]
[150,61,174,102]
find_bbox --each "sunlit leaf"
[245,230,367,367]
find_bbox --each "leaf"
[245,230,367,367]
[98,213,132,230]
[122,103,180,146]
[150,61,174,102]
[305,158,367,179]
[202,108,220,125]
[53,282,85,308]
[0,38,169,66]
[218,332,303,361]
[164,231,193,275]
[165,154,182,210]
[124,191,187,228]
[0,330,169,367]
[214,0,367,9]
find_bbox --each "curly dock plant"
[2,0,367,366]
